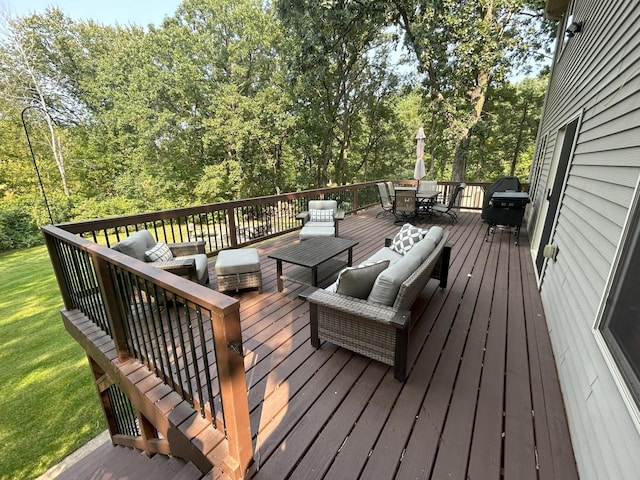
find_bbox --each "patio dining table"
[393,186,440,216]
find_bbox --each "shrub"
[0,207,43,251]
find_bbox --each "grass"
[0,246,105,480]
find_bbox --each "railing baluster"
[195,305,216,424]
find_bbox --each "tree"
[0,10,72,200]
[466,76,546,181]
[389,0,552,181]
[277,0,402,187]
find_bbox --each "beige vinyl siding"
[531,0,640,478]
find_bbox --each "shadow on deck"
[213,208,578,480]
[58,208,578,480]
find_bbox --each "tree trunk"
[451,135,470,182]
[510,99,529,176]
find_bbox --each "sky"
[3,0,182,26]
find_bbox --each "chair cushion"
[308,200,338,211]
[299,224,335,239]
[180,254,210,284]
[113,230,157,262]
[215,248,261,275]
[145,242,173,262]
[389,223,426,255]
[309,209,334,222]
[335,260,390,299]
[367,253,422,306]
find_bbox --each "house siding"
[531,1,640,479]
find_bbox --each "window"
[556,1,576,60]
[600,196,640,410]
[529,133,548,201]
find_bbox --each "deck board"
[65,208,578,479]
[222,209,577,480]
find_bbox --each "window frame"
[594,175,640,433]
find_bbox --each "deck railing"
[42,179,527,477]
[56,182,382,256]
[54,181,526,257]
[43,226,251,477]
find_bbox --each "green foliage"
[0,204,42,250]
[0,246,104,479]
[0,0,552,249]
[195,160,243,203]
[71,195,146,221]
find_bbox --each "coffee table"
[268,237,359,292]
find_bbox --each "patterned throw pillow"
[145,242,173,262]
[335,260,390,299]
[390,223,426,255]
[309,209,334,222]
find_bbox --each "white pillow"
[335,260,390,299]
[390,223,426,255]
[145,242,173,262]
[309,209,334,222]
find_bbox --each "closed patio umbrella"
[414,126,426,181]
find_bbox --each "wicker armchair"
[112,230,209,285]
[296,200,345,239]
[301,231,450,381]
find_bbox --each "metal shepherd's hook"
[21,105,54,224]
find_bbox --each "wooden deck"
[211,208,578,479]
[59,208,578,479]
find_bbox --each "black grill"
[483,178,529,245]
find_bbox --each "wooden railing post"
[42,230,74,310]
[91,251,131,362]
[211,302,252,479]
[227,206,238,248]
[352,185,360,213]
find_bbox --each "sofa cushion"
[389,223,426,255]
[114,230,156,262]
[424,226,444,245]
[365,247,403,266]
[367,253,422,306]
[335,260,390,299]
[309,209,334,222]
[407,238,436,263]
[145,242,173,262]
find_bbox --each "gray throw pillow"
[335,260,390,299]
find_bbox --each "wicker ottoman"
[215,248,262,293]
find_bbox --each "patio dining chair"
[385,181,395,197]
[417,180,439,214]
[376,182,395,217]
[431,183,466,223]
[394,188,418,224]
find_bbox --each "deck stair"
[51,442,218,480]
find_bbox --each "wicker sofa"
[301,225,451,381]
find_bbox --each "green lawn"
[0,246,105,480]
